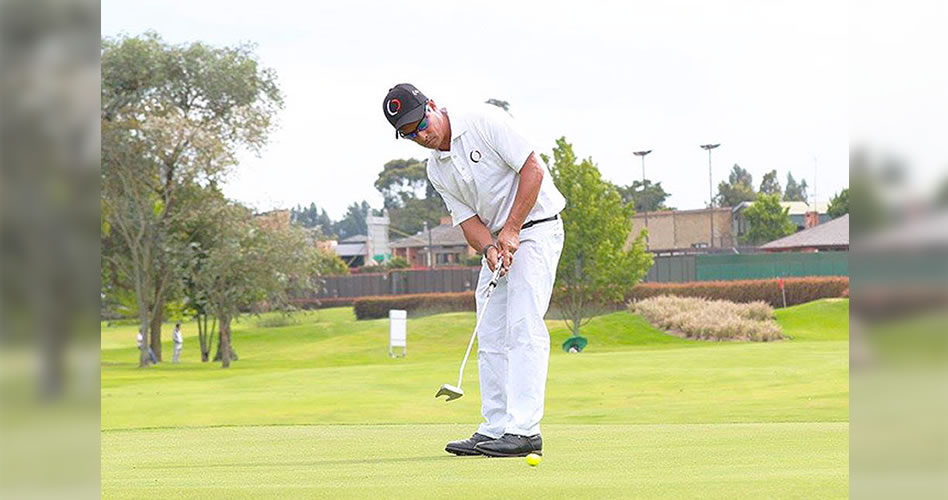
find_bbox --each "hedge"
[626,276,849,308]
[353,292,475,320]
[323,276,849,319]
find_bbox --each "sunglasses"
[398,111,429,139]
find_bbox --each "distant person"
[172,322,183,364]
[382,84,565,458]
[137,328,157,364]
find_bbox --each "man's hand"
[484,245,507,276]
[495,226,519,271]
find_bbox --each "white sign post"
[389,309,407,358]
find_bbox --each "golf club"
[435,256,505,402]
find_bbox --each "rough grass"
[633,295,783,341]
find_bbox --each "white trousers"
[476,217,564,438]
[173,344,182,363]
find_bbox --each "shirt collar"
[436,108,468,159]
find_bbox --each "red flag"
[778,277,785,290]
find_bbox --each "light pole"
[700,144,720,248]
[633,150,652,249]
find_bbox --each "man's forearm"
[459,216,495,253]
[503,152,543,232]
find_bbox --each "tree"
[759,169,782,196]
[741,193,796,245]
[190,202,322,368]
[616,179,671,212]
[290,203,334,238]
[374,158,430,209]
[101,32,282,364]
[783,172,809,202]
[545,138,653,339]
[485,98,510,112]
[827,188,849,219]
[374,158,448,237]
[716,164,756,207]
[333,201,371,240]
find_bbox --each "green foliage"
[333,201,371,240]
[374,158,430,209]
[388,197,447,238]
[374,158,447,238]
[716,164,756,207]
[101,32,283,363]
[290,203,334,238]
[741,193,796,245]
[616,179,670,212]
[827,188,849,218]
[314,248,350,275]
[783,172,809,202]
[460,254,483,267]
[759,169,782,196]
[547,137,653,337]
[382,257,411,270]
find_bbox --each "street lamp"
[700,144,720,248]
[633,150,652,249]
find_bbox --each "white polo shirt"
[426,104,566,234]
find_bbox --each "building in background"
[629,208,736,252]
[333,235,368,267]
[733,200,830,239]
[366,210,391,265]
[759,214,849,253]
[390,216,476,267]
[254,209,291,230]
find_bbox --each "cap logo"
[386,99,402,116]
[470,150,482,163]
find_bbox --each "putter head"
[435,384,464,401]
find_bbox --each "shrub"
[289,297,363,310]
[633,296,783,341]
[256,315,300,328]
[353,292,475,320]
[627,276,848,308]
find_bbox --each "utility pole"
[424,220,434,268]
[633,150,652,249]
[700,144,720,248]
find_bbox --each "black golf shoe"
[473,433,543,457]
[445,432,496,456]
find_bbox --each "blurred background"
[0,0,945,498]
[1,0,100,498]
[849,2,948,498]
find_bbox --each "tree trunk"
[149,295,164,362]
[197,313,210,362]
[220,316,231,368]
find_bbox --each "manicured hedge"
[319,276,849,319]
[353,292,475,320]
[627,276,849,308]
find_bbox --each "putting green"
[102,423,847,499]
[101,299,849,498]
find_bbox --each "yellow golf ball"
[526,453,541,467]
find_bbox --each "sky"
[102,0,850,220]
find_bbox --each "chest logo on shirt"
[469,150,482,163]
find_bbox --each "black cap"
[383,83,428,136]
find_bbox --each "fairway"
[101,299,849,499]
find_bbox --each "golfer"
[382,84,565,457]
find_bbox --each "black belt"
[521,214,558,230]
